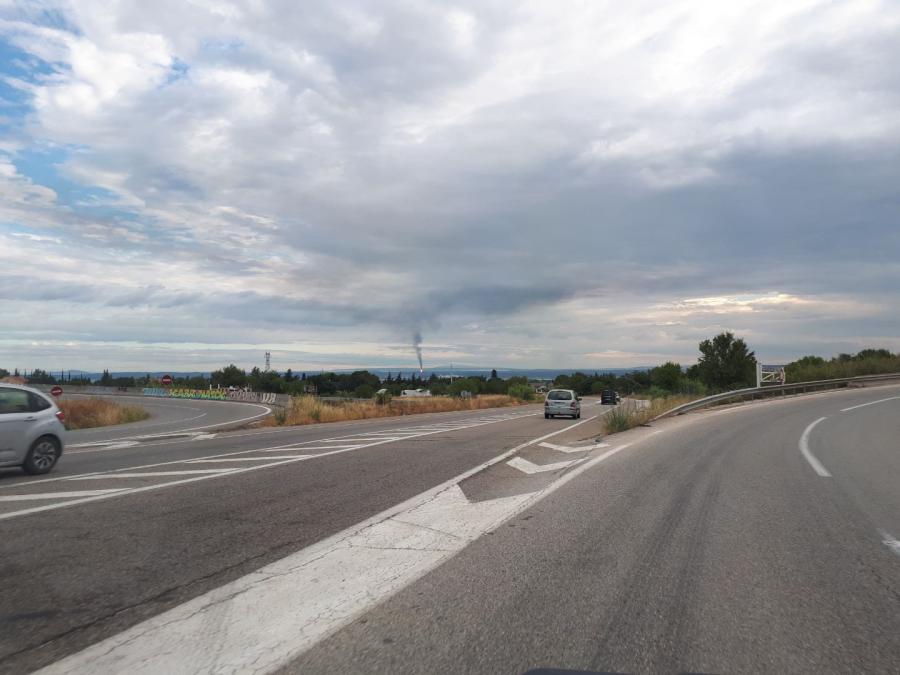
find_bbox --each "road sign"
[50,385,63,397]
[161,375,173,386]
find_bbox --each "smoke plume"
[413,331,424,373]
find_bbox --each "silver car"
[544,388,582,419]
[0,384,66,474]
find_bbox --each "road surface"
[0,388,897,674]
[60,394,273,447]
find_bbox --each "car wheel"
[544,413,549,419]
[23,436,60,475]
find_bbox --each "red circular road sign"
[50,385,63,397]
[161,375,173,386]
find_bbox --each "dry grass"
[58,397,150,430]
[267,394,525,427]
[603,395,698,435]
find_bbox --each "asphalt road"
[60,394,273,446]
[1,388,898,674]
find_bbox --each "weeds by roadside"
[58,398,150,430]
[265,394,525,427]
[602,395,697,435]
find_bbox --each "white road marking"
[185,455,312,463]
[35,414,619,675]
[880,530,900,558]
[0,407,557,520]
[0,489,127,502]
[507,456,585,474]
[263,444,364,452]
[72,469,237,479]
[799,416,832,477]
[840,395,900,412]
[190,433,217,441]
[538,441,609,453]
[66,403,272,447]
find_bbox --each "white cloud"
[0,0,898,370]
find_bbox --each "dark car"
[600,389,619,405]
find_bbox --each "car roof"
[547,388,575,393]
[0,383,52,397]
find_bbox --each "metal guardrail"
[653,372,900,421]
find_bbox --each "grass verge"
[602,395,698,435]
[58,398,150,430]
[267,394,525,427]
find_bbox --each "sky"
[1,0,898,373]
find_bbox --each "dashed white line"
[799,416,831,477]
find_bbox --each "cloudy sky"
[1,0,898,373]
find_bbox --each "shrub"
[58,398,149,430]
[507,384,535,401]
[268,394,525,427]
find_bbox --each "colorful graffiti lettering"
[141,388,277,404]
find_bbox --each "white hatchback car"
[0,384,66,474]
[544,388,582,419]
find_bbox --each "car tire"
[544,413,549,419]
[23,436,61,475]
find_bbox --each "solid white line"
[72,470,237,479]
[264,445,364,452]
[0,407,566,520]
[186,456,312,463]
[880,530,900,558]
[0,489,127,502]
[840,396,900,412]
[35,414,613,675]
[507,456,585,474]
[799,416,832,477]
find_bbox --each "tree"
[211,364,248,388]
[855,348,892,360]
[490,368,498,379]
[0,368,9,379]
[284,368,295,382]
[650,362,683,392]
[694,332,756,391]
[99,369,113,386]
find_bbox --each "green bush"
[507,384,535,401]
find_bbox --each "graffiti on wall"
[142,388,277,404]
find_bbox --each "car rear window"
[30,393,52,411]
[547,390,572,400]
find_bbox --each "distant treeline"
[4,339,897,399]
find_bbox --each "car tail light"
[570,402,577,408]
[55,410,66,423]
